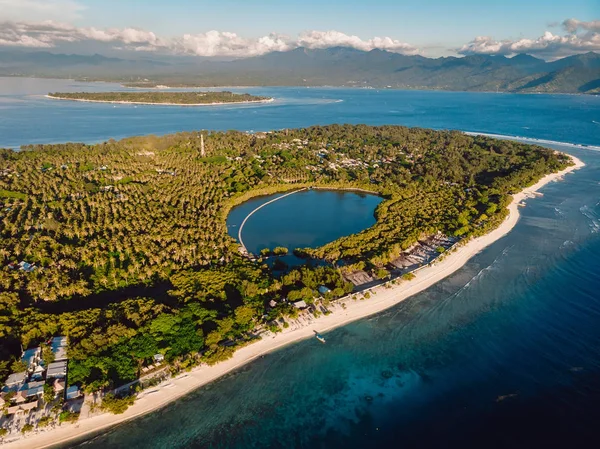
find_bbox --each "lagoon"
[226,189,383,256]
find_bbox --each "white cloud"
[563,18,600,33]
[297,30,420,55]
[0,20,420,57]
[173,30,419,57]
[458,30,600,59]
[0,21,166,50]
[78,27,163,46]
[175,31,291,57]
[0,0,85,22]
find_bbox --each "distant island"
[46,91,273,106]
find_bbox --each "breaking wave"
[580,205,600,233]
[464,132,600,152]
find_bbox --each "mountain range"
[1,48,599,94]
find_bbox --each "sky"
[0,0,599,60]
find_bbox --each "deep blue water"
[3,78,600,449]
[226,190,383,255]
[1,77,599,149]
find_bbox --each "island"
[0,125,582,447]
[45,91,273,106]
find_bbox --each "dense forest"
[47,91,271,104]
[0,125,571,391]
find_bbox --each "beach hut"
[20,401,38,413]
[292,300,308,309]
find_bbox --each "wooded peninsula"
[46,91,272,105]
[0,125,571,397]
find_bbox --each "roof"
[25,385,44,397]
[20,401,38,411]
[293,300,308,309]
[18,261,36,272]
[53,379,65,392]
[66,385,80,400]
[6,405,22,415]
[153,354,165,362]
[5,372,27,386]
[51,336,68,361]
[20,380,44,391]
[46,360,67,378]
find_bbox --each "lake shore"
[3,154,584,449]
[44,95,275,107]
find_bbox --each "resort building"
[46,360,68,379]
[15,381,45,403]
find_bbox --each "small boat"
[314,331,326,344]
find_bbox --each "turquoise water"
[226,190,383,255]
[2,78,600,448]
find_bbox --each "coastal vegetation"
[0,125,571,392]
[47,91,272,105]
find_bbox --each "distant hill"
[1,48,598,94]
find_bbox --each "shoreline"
[44,95,275,107]
[3,155,584,449]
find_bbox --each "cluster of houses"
[390,233,457,271]
[0,337,81,416]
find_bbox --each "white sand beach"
[3,154,584,449]
[44,95,275,107]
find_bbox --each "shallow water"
[3,78,600,449]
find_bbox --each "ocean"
[1,78,599,449]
